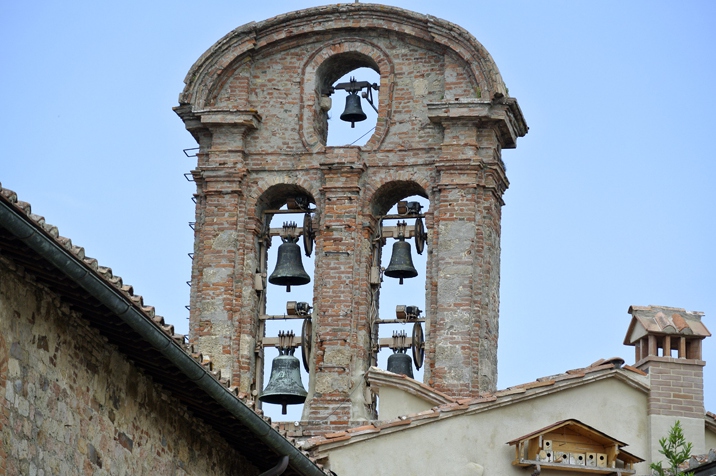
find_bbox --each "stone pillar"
[424,116,508,397]
[184,111,261,395]
[303,149,372,427]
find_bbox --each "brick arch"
[250,177,320,216]
[179,4,507,112]
[299,39,395,152]
[367,176,431,216]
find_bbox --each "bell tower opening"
[326,67,380,146]
[314,52,380,147]
[258,192,316,421]
[370,186,430,390]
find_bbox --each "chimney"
[624,305,711,460]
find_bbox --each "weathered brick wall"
[177,4,526,428]
[0,258,259,475]
[638,357,705,418]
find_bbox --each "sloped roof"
[507,419,628,447]
[0,184,327,476]
[366,366,456,406]
[303,357,649,452]
[507,419,644,466]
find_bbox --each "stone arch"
[179,4,508,113]
[300,39,395,152]
[250,177,319,216]
[368,177,431,217]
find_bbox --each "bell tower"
[175,4,527,432]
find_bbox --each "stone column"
[186,111,261,395]
[425,103,515,397]
[302,148,372,429]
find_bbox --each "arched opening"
[314,52,380,147]
[369,183,430,411]
[256,186,316,422]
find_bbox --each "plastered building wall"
[176,3,526,429]
[317,378,650,476]
[0,258,259,475]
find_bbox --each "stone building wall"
[0,257,259,475]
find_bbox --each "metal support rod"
[263,208,316,215]
[259,314,311,321]
[375,318,425,324]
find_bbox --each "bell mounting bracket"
[280,222,299,244]
[389,330,410,354]
[276,330,298,356]
[329,77,379,114]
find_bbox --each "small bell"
[384,238,418,284]
[269,223,310,292]
[260,350,308,415]
[340,92,367,128]
[387,351,414,378]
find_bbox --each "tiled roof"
[366,366,456,405]
[302,357,649,452]
[0,183,327,476]
[624,305,710,345]
[706,411,716,433]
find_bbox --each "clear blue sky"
[2,1,714,421]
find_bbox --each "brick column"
[638,356,707,459]
[425,119,507,398]
[187,112,261,395]
[302,149,372,428]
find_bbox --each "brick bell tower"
[175,4,527,429]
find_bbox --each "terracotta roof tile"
[438,404,470,413]
[375,417,413,430]
[410,410,440,421]
[494,387,527,397]
[584,363,617,374]
[346,424,377,433]
[623,364,647,376]
[305,356,647,454]
[516,379,556,390]
[346,425,380,437]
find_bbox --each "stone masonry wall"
[0,258,258,476]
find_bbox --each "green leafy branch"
[650,421,694,476]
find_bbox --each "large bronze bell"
[269,238,310,292]
[384,237,418,285]
[340,92,367,128]
[259,352,308,415]
[387,351,414,378]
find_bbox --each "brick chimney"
[624,305,711,459]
